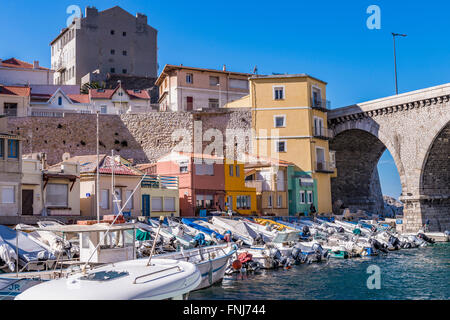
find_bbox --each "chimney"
[136,13,147,25]
[33,61,39,69]
[85,6,98,17]
[223,64,226,72]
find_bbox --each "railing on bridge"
[141,174,179,190]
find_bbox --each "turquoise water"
[190,243,450,300]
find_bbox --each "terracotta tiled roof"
[0,58,49,71]
[0,85,30,96]
[89,87,150,100]
[67,94,90,104]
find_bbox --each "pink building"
[139,151,225,216]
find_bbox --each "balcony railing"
[311,98,331,111]
[315,161,335,173]
[141,175,179,190]
[313,126,334,140]
[245,180,285,192]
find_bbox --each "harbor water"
[190,243,450,300]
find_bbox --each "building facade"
[0,85,30,117]
[156,64,251,112]
[224,160,257,215]
[89,86,151,114]
[152,152,226,216]
[227,74,336,214]
[50,6,158,85]
[0,58,54,85]
[0,117,22,216]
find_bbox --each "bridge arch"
[417,120,450,231]
[330,118,407,215]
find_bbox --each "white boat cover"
[0,226,55,266]
[0,243,17,272]
[211,217,260,245]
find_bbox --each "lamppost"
[118,80,122,114]
[392,32,407,95]
[216,83,221,108]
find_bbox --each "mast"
[96,111,100,223]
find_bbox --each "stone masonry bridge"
[328,83,450,232]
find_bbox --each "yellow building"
[225,74,336,214]
[224,159,257,215]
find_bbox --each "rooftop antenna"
[253,65,258,75]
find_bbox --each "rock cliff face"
[383,195,404,217]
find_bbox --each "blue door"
[142,195,150,217]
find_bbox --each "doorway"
[22,189,33,215]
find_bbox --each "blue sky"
[1,0,449,199]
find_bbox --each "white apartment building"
[0,58,54,85]
[50,6,158,85]
[156,64,252,112]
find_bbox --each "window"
[164,197,175,211]
[229,79,248,89]
[100,105,107,114]
[186,73,193,84]
[125,190,133,210]
[58,97,63,106]
[330,151,336,169]
[237,195,250,209]
[274,115,286,128]
[110,68,115,73]
[209,76,219,86]
[236,165,240,177]
[273,86,284,100]
[8,140,19,159]
[100,189,109,209]
[277,195,282,208]
[0,138,3,158]
[180,162,188,173]
[307,191,313,204]
[111,30,115,35]
[110,49,115,55]
[314,117,324,136]
[123,31,127,36]
[268,195,273,208]
[208,98,219,109]
[195,163,214,175]
[299,191,306,204]
[122,69,127,74]
[227,196,233,209]
[229,165,233,176]
[4,103,18,117]
[196,195,213,208]
[1,186,15,204]
[122,50,127,56]
[275,140,287,153]
[46,183,68,207]
[312,87,322,106]
[152,197,162,211]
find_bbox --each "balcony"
[313,126,334,140]
[315,161,335,173]
[311,98,330,112]
[141,175,179,190]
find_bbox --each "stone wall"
[7,110,252,166]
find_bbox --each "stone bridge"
[328,83,450,232]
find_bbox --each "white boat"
[153,243,236,290]
[15,258,201,300]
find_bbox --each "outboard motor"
[388,235,401,250]
[312,243,327,260]
[337,227,345,233]
[193,233,206,247]
[369,238,388,253]
[417,233,435,244]
[290,245,303,263]
[254,233,265,245]
[301,225,311,237]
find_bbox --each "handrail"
[133,265,181,284]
